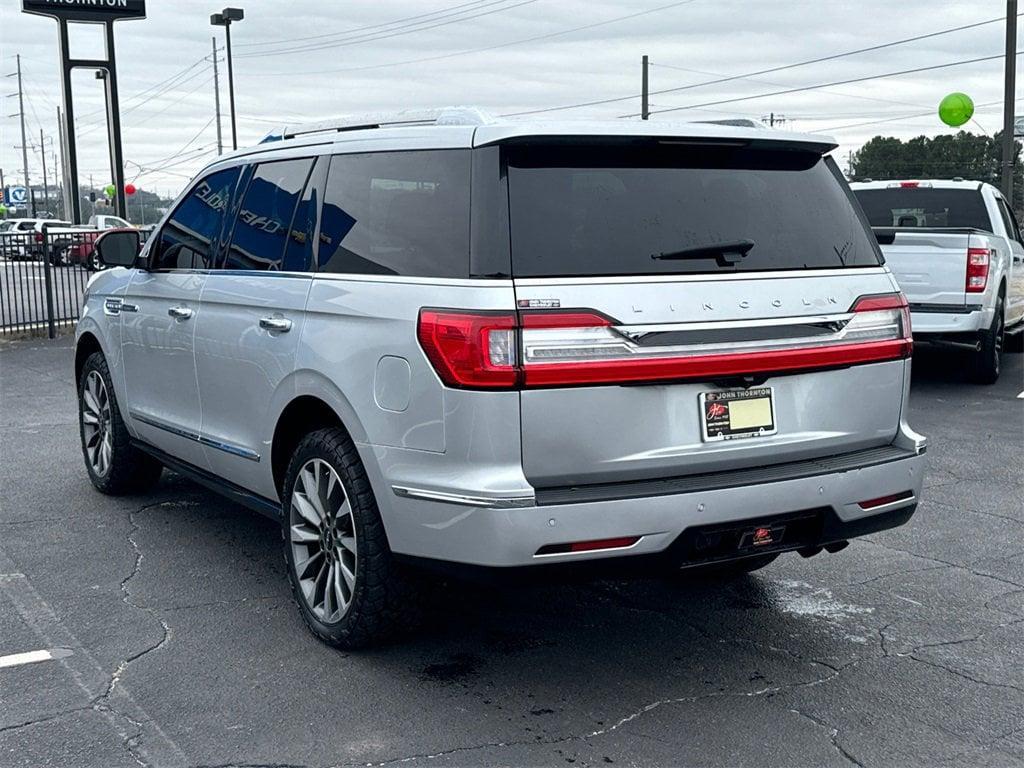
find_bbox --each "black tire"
[78,351,163,494]
[282,427,417,649]
[970,293,1005,385]
[668,553,780,581]
[1006,327,1024,353]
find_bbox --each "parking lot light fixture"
[211,7,244,151]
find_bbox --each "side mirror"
[95,229,141,268]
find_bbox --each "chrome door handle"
[259,316,292,333]
[168,306,193,320]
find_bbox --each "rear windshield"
[505,144,880,278]
[853,188,991,231]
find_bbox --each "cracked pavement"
[0,336,1021,768]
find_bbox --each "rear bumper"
[910,305,991,335]
[377,441,927,569]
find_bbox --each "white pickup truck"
[850,180,1024,383]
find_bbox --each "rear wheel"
[282,427,416,649]
[970,294,1004,384]
[78,352,163,494]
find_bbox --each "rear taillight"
[418,294,913,391]
[966,247,991,293]
[417,309,518,389]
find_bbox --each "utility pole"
[1002,0,1018,206]
[8,55,34,216]
[212,38,224,155]
[40,130,50,216]
[641,55,650,121]
[57,107,72,221]
[53,151,61,218]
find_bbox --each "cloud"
[1,0,1014,194]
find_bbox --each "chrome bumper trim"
[392,485,536,509]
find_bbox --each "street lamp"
[211,7,244,151]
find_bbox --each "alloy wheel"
[289,458,358,624]
[81,371,113,477]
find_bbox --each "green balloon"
[0,204,7,215]
[938,92,974,127]
[104,184,116,198]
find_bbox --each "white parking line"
[0,648,71,669]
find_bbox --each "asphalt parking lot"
[0,336,1021,768]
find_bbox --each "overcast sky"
[0,0,1017,198]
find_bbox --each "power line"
[234,0,521,50]
[235,0,539,59]
[821,97,1020,133]
[504,14,1013,117]
[76,55,210,123]
[636,51,1018,117]
[650,60,933,112]
[247,0,700,78]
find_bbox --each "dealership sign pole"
[21,0,146,224]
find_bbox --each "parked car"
[0,218,56,260]
[65,231,102,269]
[76,110,927,648]
[850,179,1024,382]
[88,214,134,230]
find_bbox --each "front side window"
[152,166,240,270]
[318,150,470,278]
[225,158,314,271]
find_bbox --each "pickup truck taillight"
[966,247,991,293]
[418,293,912,391]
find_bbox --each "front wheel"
[78,352,163,494]
[970,295,1004,384]
[282,428,417,649]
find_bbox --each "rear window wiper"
[651,239,755,266]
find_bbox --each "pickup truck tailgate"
[874,230,973,308]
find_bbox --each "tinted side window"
[225,158,314,271]
[153,166,240,270]
[318,150,470,278]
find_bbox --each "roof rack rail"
[260,106,493,144]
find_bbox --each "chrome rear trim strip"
[392,485,535,509]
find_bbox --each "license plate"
[700,388,777,442]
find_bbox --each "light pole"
[211,7,244,151]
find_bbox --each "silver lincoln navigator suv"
[76,109,927,648]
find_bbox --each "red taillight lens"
[417,309,518,389]
[966,247,990,293]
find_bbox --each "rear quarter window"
[317,150,471,278]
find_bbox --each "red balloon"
[124,183,137,196]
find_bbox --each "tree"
[850,130,1023,214]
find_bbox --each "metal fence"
[0,229,99,337]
